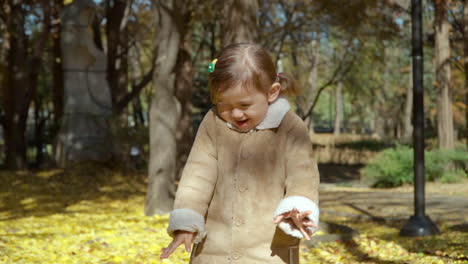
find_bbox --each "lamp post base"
[400,215,440,237]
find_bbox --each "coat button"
[232,252,241,260]
[241,150,254,159]
[238,186,248,192]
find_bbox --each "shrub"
[361,145,468,187]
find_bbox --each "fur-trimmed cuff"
[274,196,320,239]
[167,208,207,243]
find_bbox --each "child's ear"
[268,83,281,103]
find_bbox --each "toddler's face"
[216,85,272,132]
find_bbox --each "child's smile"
[216,85,273,132]
[235,119,249,128]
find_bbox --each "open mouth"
[235,119,249,128]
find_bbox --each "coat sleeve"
[167,110,218,243]
[274,114,320,239]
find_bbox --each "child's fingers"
[160,247,173,259]
[160,240,182,259]
[160,247,170,259]
[184,238,192,252]
[160,245,175,259]
[299,226,311,240]
[291,213,303,229]
[304,221,318,228]
[273,214,286,224]
[301,210,313,217]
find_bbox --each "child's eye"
[217,104,231,112]
[241,104,250,107]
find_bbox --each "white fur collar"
[226,97,291,132]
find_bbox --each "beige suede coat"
[168,107,320,264]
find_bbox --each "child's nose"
[232,108,244,119]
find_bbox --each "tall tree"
[107,0,155,116]
[402,68,413,142]
[145,0,185,215]
[386,0,413,142]
[376,45,394,138]
[106,0,130,112]
[333,82,344,135]
[221,0,259,46]
[1,0,50,169]
[174,40,194,180]
[435,0,455,149]
[52,0,64,132]
[463,0,468,151]
[302,38,320,131]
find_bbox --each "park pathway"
[319,183,468,225]
[302,183,468,245]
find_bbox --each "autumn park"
[0,0,467,263]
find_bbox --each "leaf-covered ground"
[0,165,466,263]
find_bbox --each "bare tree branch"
[115,62,155,114]
[301,37,359,120]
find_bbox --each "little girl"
[160,43,320,264]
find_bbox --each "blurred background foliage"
[0,0,467,187]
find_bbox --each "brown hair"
[209,43,298,103]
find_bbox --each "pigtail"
[276,72,299,96]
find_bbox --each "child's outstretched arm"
[161,110,218,258]
[273,114,320,239]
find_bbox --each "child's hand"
[273,208,318,240]
[160,230,195,259]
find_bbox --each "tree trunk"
[129,46,146,127]
[132,96,145,127]
[435,0,455,150]
[373,45,392,139]
[3,1,27,169]
[1,1,53,169]
[221,0,259,46]
[106,0,129,110]
[301,38,320,132]
[52,0,64,131]
[145,0,183,215]
[373,113,386,138]
[110,4,154,116]
[175,46,194,181]
[464,0,468,152]
[105,0,131,163]
[334,82,343,136]
[34,96,45,168]
[402,68,413,143]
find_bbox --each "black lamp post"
[400,0,440,237]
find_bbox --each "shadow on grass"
[0,162,147,221]
[448,222,468,232]
[341,239,408,264]
[310,218,468,263]
[305,221,411,264]
[381,222,468,262]
[319,186,468,262]
[331,216,468,263]
[318,163,363,183]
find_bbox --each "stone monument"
[55,0,113,166]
